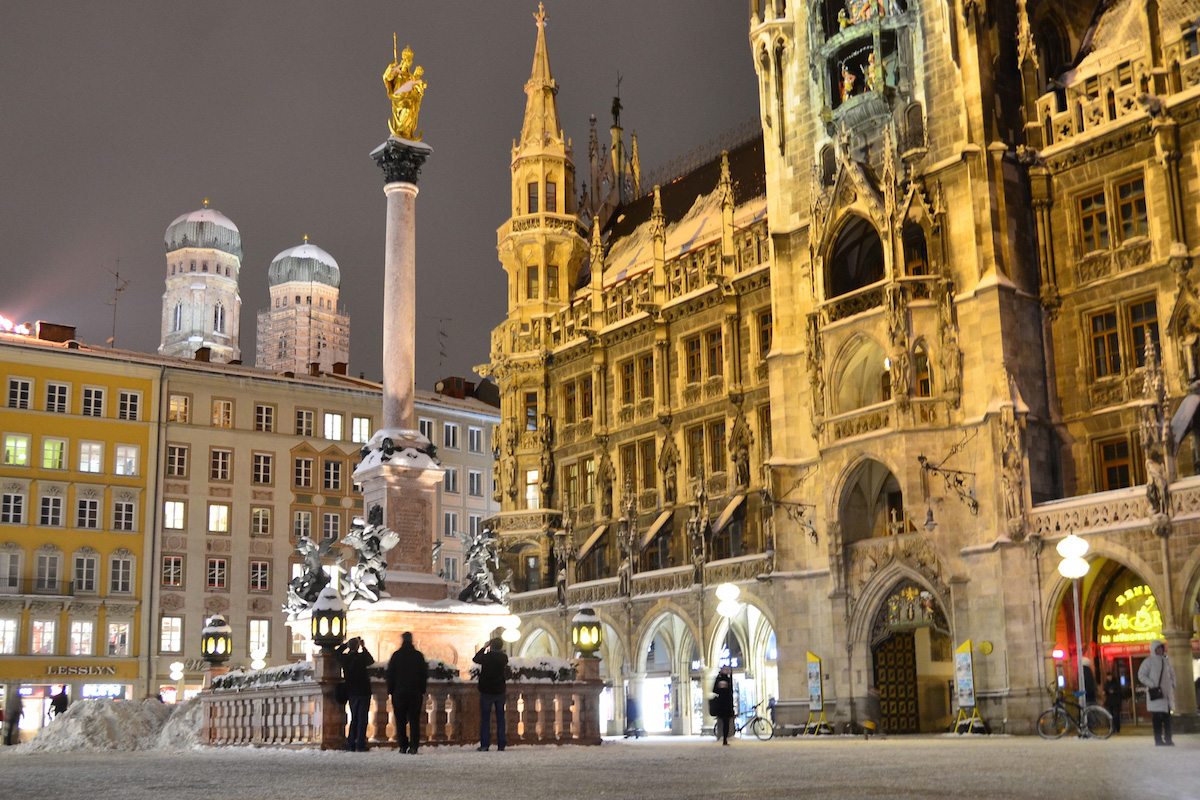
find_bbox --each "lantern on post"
[572,607,602,658]
[200,614,233,665]
[311,584,347,651]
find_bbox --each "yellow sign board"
[1098,584,1162,644]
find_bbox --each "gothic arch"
[831,455,908,545]
[830,333,889,413]
[634,608,697,674]
[849,560,953,645]
[825,214,886,298]
[516,624,563,658]
[1039,541,1173,635]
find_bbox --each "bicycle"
[1036,688,1113,740]
[727,700,774,741]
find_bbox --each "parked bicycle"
[731,700,775,741]
[1036,688,1113,740]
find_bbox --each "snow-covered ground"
[1,701,1196,800]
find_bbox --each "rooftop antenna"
[435,317,450,374]
[103,261,130,347]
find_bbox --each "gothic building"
[486,2,1200,737]
[255,238,351,375]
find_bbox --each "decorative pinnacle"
[534,2,546,28]
[202,198,210,208]
[303,234,309,244]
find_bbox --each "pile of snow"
[16,697,202,752]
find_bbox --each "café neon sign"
[1098,584,1163,644]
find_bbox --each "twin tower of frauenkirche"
[158,200,349,374]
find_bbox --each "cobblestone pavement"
[2,733,1197,800]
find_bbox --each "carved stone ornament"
[160,594,185,611]
[371,138,433,185]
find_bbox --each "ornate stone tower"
[491,4,588,517]
[159,200,243,363]
[255,237,350,374]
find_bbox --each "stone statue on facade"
[383,37,426,141]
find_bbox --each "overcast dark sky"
[0,2,760,389]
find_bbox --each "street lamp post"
[1056,534,1090,704]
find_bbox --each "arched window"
[903,223,929,275]
[913,344,931,397]
[820,144,837,186]
[172,303,182,333]
[214,302,226,334]
[834,337,889,413]
[839,459,905,544]
[827,216,885,298]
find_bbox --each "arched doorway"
[709,601,779,729]
[636,613,694,734]
[868,579,953,733]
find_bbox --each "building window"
[252,453,274,485]
[621,444,637,490]
[42,438,65,470]
[580,377,593,419]
[162,555,183,587]
[547,264,559,300]
[207,558,227,590]
[323,413,343,441]
[1078,190,1110,254]
[212,399,233,428]
[294,457,314,488]
[166,444,188,478]
[46,382,69,413]
[251,507,271,537]
[468,426,483,454]
[468,469,483,497]
[255,404,275,432]
[469,514,482,536]
[110,557,133,593]
[7,378,31,409]
[210,449,232,481]
[108,622,130,656]
[168,394,190,423]
[583,457,596,505]
[443,555,460,582]
[707,420,727,474]
[173,301,182,330]
[323,459,342,491]
[69,620,94,655]
[1089,309,1121,378]
[322,512,341,540]
[0,551,18,592]
[32,619,57,654]
[525,392,538,431]
[294,511,312,540]
[706,329,724,378]
[687,426,704,478]
[639,438,656,491]
[76,498,99,529]
[82,387,105,417]
[214,302,226,334]
[0,493,24,524]
[74,554,97,593]
[160,616,182,652]
[1097,436,1134,491]
[163,500,185,529]
[443,422,460,450]
[115,445,139,476]
[914,348,932,397]
[250,561,270,592]
[639,354,654,400]
[444,467,460,494]
[249,619,270,655]
[757,309,773,361]
[1116,177,1148,241]
[112,501,136,532]
[118,390,140,421]
[79,441,103,473]
[527,181,539,214]
[35,552,60,591]
[296,409,314,436]
[546,180,557,213]
[419,418,434,441]
[3,434,31,466]
[563,462,579,508]
[1129,298,1159,368]
[0,618,15,654]
[208,503,230,533]
[563,382,577,425]
[685,336,703,383]
[40,495,63,526]
[525,469,540,510]
[526,265,539,300]
[443,511,458,538]
[352,416,371,444]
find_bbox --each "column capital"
[371,138,433,185]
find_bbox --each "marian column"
[356,43,445,600]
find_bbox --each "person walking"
[335,636,375,751]
[49,689,69,719]
[473,637,509,751]
[712,666,735,745]
[862,685,882,739]
[1137,640,1176,746]
[3,690,21,746]
[1103,673,1124,734]
[386,632,428,754]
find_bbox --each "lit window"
[3,434,31,466]
[107,622,130,656]
[323,413,343,440]
[525,469,540,510]
[168,394,190,423]
[42,438,65,470]
[32,619,57,654]
[352,416,371,444]
[212,399,233,428]
[79,441,103,473]
[115,445,139,476]
[160,616,182,652]
[208,503,230,533]
[69,620,94,655]
[249,619,270,654]
[0,618,15,654]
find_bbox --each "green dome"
[268,241,341,288]
[165,206,242,259]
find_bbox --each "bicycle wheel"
[749,716,774,741]
[1036,707,1070,739]
[1081,705,1113,740]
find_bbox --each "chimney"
[332,362,348,376]
[309,362,321,376]
[35,322,76,343]
[194,347,211,362]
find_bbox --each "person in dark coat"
[1080,657,1097,704]
[49,689,69,719]
[473,637,509,751]
[712,666,735,745]
[386,632,428,754]
[335,636,375,751]
[1103,673,1124,734]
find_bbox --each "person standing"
[3,690,21,746]
[473,637,509,751]
[335,636,375,752]
[386,632,428,754]
[49,689,69,719]
[1103,673,1124,734]
[1080,657,1097,704]
[862,685,882,739]
[1138,640,1176,746]
[712,666,735,745]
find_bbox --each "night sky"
[0,2,760,389]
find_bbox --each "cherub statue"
[384,37,427,140]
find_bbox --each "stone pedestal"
[346,601,511,676]
[315,650,346,751]
[356,456,445,601]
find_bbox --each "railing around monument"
[201,663,603,749]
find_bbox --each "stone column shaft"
[383,181,418,430]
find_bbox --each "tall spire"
[520,3,563,149]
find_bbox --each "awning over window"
[712,493,746,534]
[578,525,608,560]
[640,510,674,551]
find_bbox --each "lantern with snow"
[200,614,233,665]
[311,585,347,650]
[571,607,602,658]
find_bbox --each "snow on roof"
[167,207,240,234]
[272,242,340,270]
[1063,0,1145,82]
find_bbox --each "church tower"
[159,200,243,363]
[255,237,350,374]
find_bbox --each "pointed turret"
[518,3,564,152]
